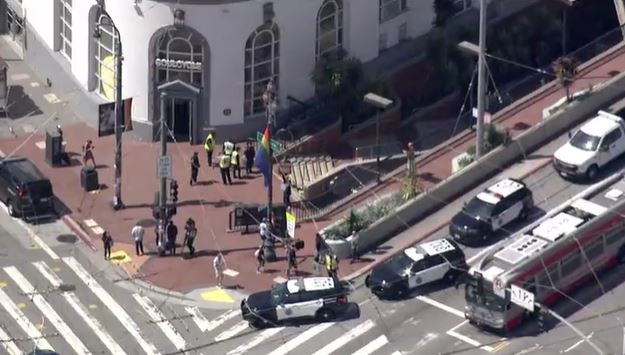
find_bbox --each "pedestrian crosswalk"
[0,256,400,355]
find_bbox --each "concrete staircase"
[289,155,335,191]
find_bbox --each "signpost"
[510,284,534,312]
[286,211,296,238]
[472,107,492,124]
[157,156,172,179]
[256,131,282,152]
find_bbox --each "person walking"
[282,177,292,208]
[325,253,339,283]
[190,151,200,185]
[132,223,145,256]
[218,151,232,185]
[231,146,241,179]
[259,217,270,244]
[286,244,298,277]
[184,218,197,256]
[213,253,226,288]
[166,220,178,255]
[101,231,113,260]
[203,131,215,168]
[255,246,265,274]
[349,229,359,263]
[244,142,255,176]
[82,139,96,168]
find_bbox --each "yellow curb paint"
[200,289,235,304]
[36,323,44,330]
[88,304,98,310]
[16,303,26,309]
[0,282,6,288]
[109,250,131,264]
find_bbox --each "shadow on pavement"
[6,85,43,119]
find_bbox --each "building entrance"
[165,97,191,141]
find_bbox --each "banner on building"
[98,98,133,137]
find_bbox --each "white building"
[1,0,473,143]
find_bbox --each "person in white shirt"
[132,224,145,256]
[213,253,226,288]
[259,217,269,243]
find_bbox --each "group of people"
[192,132,256,186]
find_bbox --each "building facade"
[0,0,473,143]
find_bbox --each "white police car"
[449,178,533,245]
[241,277,350,328]
[365,238,466,299]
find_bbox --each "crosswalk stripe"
[267,322,335,355]
[133,293,186,351]
[0,286,52,350]
[227,327,284,355]
[63,257,160,355]
[215,320,249,342]
[0,324,23,355]
[33,261,127,355]
[352,334,389,355]
[311,319,376,355]
[185,307,241,333]
[4,266,90,354]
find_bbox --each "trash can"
[80,167,99,191]
[263,238,277,262]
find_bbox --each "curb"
[61,214,97,252]
[345,157,554,281]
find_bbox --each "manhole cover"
[57,234,78,243]
[137,218,157,228]
[58,284,75,292]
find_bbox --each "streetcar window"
[605,225,625,245]
[585,238,604,260]
[561,248,580,276]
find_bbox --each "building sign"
[155,58,201,71]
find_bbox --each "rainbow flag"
[255,124,272,187]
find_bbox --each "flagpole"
[263,80,277,222]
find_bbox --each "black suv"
[0,157,55,218]
[449,178,533,245]
[241,277,350,328]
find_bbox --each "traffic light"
[170,179,179,203]
[166,203,177,218]
[536,308,546,333]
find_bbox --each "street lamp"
[94,9,124,210]
[363,92,393,184]
[458,0,487,159]
[262,80,278,220]
[556,0,577,56]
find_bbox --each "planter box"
[452,152,474,174]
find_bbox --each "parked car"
[449,178,533,245]
[0,156,55,218]
[553,110,625,180]
[241,277,351,329]
[365,238,466,299]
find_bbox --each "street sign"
[157,156,172,179]
[510,284,534,312]
[286,211,296,238]
[472,107,492,124]
[256,131,283,152]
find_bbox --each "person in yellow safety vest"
[230,146,241,179]
[223,139,234,156]
[204,132,215,167]
[324,254,339,282]
[218,151,232,185]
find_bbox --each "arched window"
[244,23,279,117]
[155,29,204,87]
[316,0,343,61]
[94,14,118,101]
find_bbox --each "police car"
[241,277,350,329]
[365,238,466,299]
[449,178,533,245]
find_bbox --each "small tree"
[433,0,457,28]
[552,56,579,102]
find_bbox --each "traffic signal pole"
[536,303,603,354]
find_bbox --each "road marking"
[415,333,438,349]
[4,266,90,354]
[33,261,127,355]
[63,256,160,355]
[447,320,493,352]
[83,219,98,227]
[0,323,22,355]
[490,341,510,353]
[268,322,335,355]
[215,320,249,342]
[352,334,389,355]
[35,141,45,150]
[200,288,235,303]
[563,332,593,353]
[390,352,403,355]
[227,327,284,355]
[185,307,240,332]
[0,202,59,260]
[415,295,464,318]
[133,293,186,351]
[311,319,376,355]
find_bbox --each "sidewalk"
[0,37,624,298]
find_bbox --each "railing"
[354,142,404,161]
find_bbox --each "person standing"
[190,151,200,185]
[286,244,298,277]
[184,218,197,256]
[349,229,359,263]
[203,132,215,167]
[82,139,96,168]
[255,246,265,274]
[231,147,241,179]
[282,177,292,208]
[223,139,234,157]
[132,223,145,256]
[259,217,269,244]
[213,253,226,288]
[101,231,113,260]
[244,142,255,176]
[218,151,232,185]
[166,220,178,255]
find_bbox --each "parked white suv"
[553,110,625,180]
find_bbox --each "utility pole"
[159,92,167,236]
[475,0,487,159]
[113,36,124,210]
[363,92,393,183]
[263,81,277,221]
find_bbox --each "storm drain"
[58,284,76,292]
